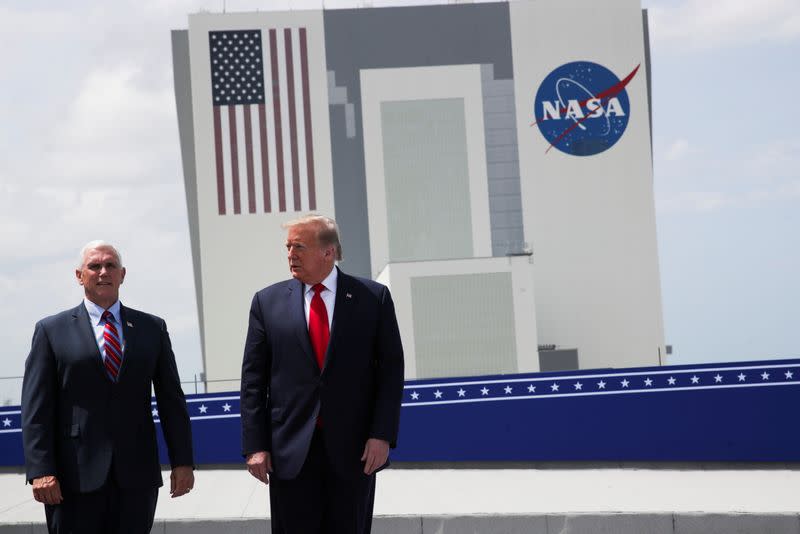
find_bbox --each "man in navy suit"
[21,241,195,534]
[241,215,404,533]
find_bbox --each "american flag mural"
[209,28,316,215]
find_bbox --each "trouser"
[44,473,158,534]
[269,429,376,534]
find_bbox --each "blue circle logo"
[533,61,639,156]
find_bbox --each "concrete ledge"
[674,513,800,534]
[3,514,800,534]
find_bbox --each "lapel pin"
[346,293,352,299]
[126,321,134,328]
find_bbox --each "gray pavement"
[2,466,800,532]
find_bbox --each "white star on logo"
[434,390,443,399]
[151,408,158,417]
[574,382,583,391]
[667,377,676,385]
[690,375,700,384]
[199,404,208,414]
[550,383,560,392]
[457,388,466,397]
[644,378,653,387]
[527,384,536,393]
[481,387,489,396]
[410,391,420,400]
[2,418,11,427]
[786,370,794,379]
[620,379,630,388]
[714,374,723,383]
[761,372,770,380]
[504,385,513,394]
[738,373,746,382]
[597,380,606,389]
[222,403,231,412]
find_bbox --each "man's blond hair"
[283,214,343,261]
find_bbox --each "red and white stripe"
[213,27,316,215]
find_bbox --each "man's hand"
[246,451,272,484]
[32,475,62,505]
[361,438,389,475]
[170,466,195,498]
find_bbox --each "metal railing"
[0,374,240,406]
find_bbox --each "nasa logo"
[533,61,640,156]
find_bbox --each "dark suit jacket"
[240,268,404,480]
[21,303,194,493]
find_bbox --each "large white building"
[172,0,665,391]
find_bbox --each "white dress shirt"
[303,267,337,330]
[84,298,125,354]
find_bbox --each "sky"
[1,0,798,403]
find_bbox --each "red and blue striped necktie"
[102,310,123,381]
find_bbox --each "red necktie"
[102,310,123,381]
[308,283,329,370]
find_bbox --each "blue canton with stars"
[209,30,266,106]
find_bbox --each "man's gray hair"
[78,240,124,268]
[283,214,343,261]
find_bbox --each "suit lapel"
[324,268,353,372]
[288,279,317,370]
[117,305,135,382]
[73,303,108,381]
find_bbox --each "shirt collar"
[304,266,338,296]
[84,298,122,325]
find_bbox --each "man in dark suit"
[241,215,404,533]
[21,240,195,534]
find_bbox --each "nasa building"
[172,0,664,391]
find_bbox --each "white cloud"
[646,0,800,52]
[655,135,800,214]
[657,191,730,214]
[664,138,690,161]
[18,65,179,187]
[746,138,800,183]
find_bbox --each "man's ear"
[75,269,84,286]
[120,267,127,285]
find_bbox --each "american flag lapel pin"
[346,293,353,299]
[127,321,134,328]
